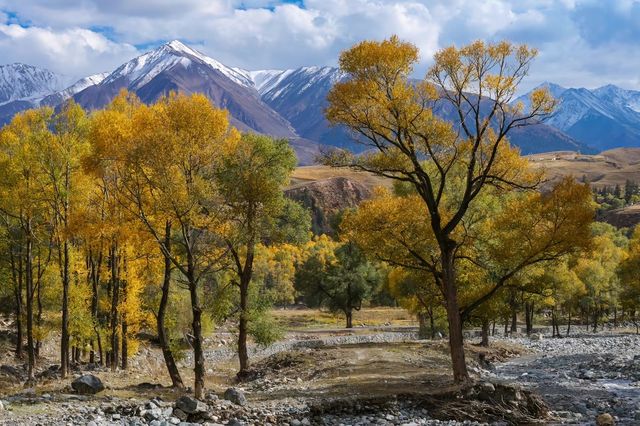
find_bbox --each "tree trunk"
[566,307,571,336]
[480,318,490,347]
[592,305,598,333]
[11,251,24,359]
[109,244,120,371]
[345,310,353,329]
[157,221,184,388]
[525,301,534,336]
[189,277,205,399]
[418,313,428,339]
[60,240,70,378]
[441,244,469,384]
[236,235,256,379]
[511,309,518,333]
[89,250,101,364]
[428,306,436,339]
[238,277,250,375]
[25,232,36,383]
[121,318,128,369]
[491,319,496,337]
[35,272,42,358]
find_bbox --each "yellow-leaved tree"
[325,37,557,382]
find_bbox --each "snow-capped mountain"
[516,83,640,150]
[0,63,68,105]
[41,73,109,106]
[72,40,297,142]
[5,40,640,160]
[246,66,357,150]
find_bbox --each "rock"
[478,381,496,393]
[227,419,244,426]
[596,413,615,426]
[0,365,24,378]
[223,388,247,406]
[173,408,188,421]
[174,396,207,414]
[530,333,544,341]
[144,408,163,421]
[71,374,105,395]
[0,400,4,411]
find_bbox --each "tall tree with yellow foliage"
[90,91,236,397]
[326,36,558,382]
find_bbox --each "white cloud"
[0,23,137,80]
[0,0,638,90]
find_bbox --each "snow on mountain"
[593,84,640,114]
[260,66,344,102]
[0,63,68,105]
[516,83,640,150]
[247,69,293,94]
[104,40,254,90]
[41,72,109,106]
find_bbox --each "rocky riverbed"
[2,331,639,425]
[490,333,640,425]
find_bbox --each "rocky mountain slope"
[285,177,372,235]
[516,83,640,151]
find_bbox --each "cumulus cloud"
[0,0,638,90]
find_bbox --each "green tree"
[215,132,309,377]
[296,241,380,328]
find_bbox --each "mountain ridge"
[1,40,638,161]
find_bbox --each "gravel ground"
[4,331,639,425]
[490,333,640,425]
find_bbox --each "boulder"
[223,387,247,406]
[0,365,24,379]
[71,374,105,395]
[596,413,615,426]
[174,395,207,414]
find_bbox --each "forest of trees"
[1,37,640,392]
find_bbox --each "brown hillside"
[285,177,372,235]
[527,147,640,188]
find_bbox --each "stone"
[0,400,4,411]
[530,333,544,341]
[596,413,615,426]
[173,408,188,421]
[478,381,496,393]
[175,395,207,415]
[223,388,247,406]
[71,374,105,395]
[144,408,163,421]
[227,419,244,426]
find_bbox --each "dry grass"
[527,147,640,188]
[289,165,391,190]
[272,307,416,330]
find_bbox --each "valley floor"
[1,315,639,425]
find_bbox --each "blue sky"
[0,0,639,91]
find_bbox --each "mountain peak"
[160,39,205,60]
[0,63,67,104]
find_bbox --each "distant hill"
[527,147,640,188]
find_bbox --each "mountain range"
[1,40,639,163]
[516,83,640,151]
